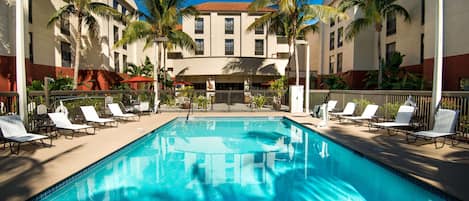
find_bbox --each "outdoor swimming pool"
[32,117,447,201]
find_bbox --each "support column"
[153,41,159,113]
[16,0,27,122]
[431,0,444,126]
[305,44,310,114]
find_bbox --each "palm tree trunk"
[377,30,383,89]
[153,40,159,112]
[73,17,82,90]
[288,40,299,86]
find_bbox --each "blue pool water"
[34,117,446,201]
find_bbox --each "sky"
[135,0,324,14]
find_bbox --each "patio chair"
[80,106,118,127]
[330,102,356,120]
[311,100,338,118]
[407,109,459,149]
[108,103,139,121]
[135,101,152,115]
[48,113,95,138]
[370,105,415,134]
[342,104,379,124]
[0,115,51,154]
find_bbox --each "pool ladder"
[186,97,193,121]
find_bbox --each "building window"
[122,5,127,15]
[123,55,127,72]
[195,18,204,34]
[113,0,118,9]
[29,32,33,63]
[122,30,127,50]
[420,34,424,64]
[61,42,72,67]
[386,13,396,36]
[421,0,425,25]
[337,53,343,73]
[330,18,335,27]
[114,52,120,72]
[114,26,119,44]
[28,0,32,23]
[329,32,335,50]
[195,39,204,55]
[329,55,335,74]
[337,27,343,47]
[386,42,396,63]
[225,18,234,34]
[225,39,234,55]
[255,39,264,55]
[60,16,70,35]
[255,19,264,34]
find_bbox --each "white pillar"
[431,0,444,124]
[305,44,310,114]
[153,42,159,113]
[16,0,27,122]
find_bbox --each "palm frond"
[345,17,372,40]
[89,2,123,21]
[168,30,195,50]
[248,0,274,12]
[82,12,99,39]
[47,4,75,27]
[383,4,411,22]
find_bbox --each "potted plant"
[270,76,287,110]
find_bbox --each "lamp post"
[153,36,168,113]
[430,0,444,126]
[16,0,27,122]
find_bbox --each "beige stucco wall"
[424,0,469,59]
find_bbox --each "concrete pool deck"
[0,112,468,200]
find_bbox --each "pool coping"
[28,115,460,201]
[283,116,459,201]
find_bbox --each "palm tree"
[248,0,347,86]
[125,56,153,77]
[338,0,410,89]
[114,0,197,102]
[48,0,122,89]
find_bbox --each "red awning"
[173,81,193,86]
[121,76,155,83]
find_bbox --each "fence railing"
[310,90,469,132]
[0,91,19,115]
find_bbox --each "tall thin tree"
[248,0,347,86]
[339,0,410,88]
[48,0,122,89]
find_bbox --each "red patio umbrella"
[121,76,155,83]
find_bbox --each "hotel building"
[166,2,289,91]
[307,0,469,90]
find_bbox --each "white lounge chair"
[371,105,415,134]
[80,106,117,127]
[342,104,379,123]
[48,113,95,138]
[331,102,356,120]
[135,101,152,115]
[311,100,338,118]
[407,109,459,148]
[108,103,139,121]
[0,115,51,154]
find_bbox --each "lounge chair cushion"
[0,115,48,142]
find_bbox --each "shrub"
[253,95,267,109]
[382,102,401,120]
[352,98,374,115]
[195,95,209,109]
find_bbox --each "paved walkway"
[0,112,468,200]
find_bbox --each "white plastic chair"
[342,104,379,122]
[408,109,459,148]
[371,105,415,134]
[331,102,356,119]
[80,106,117,127]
